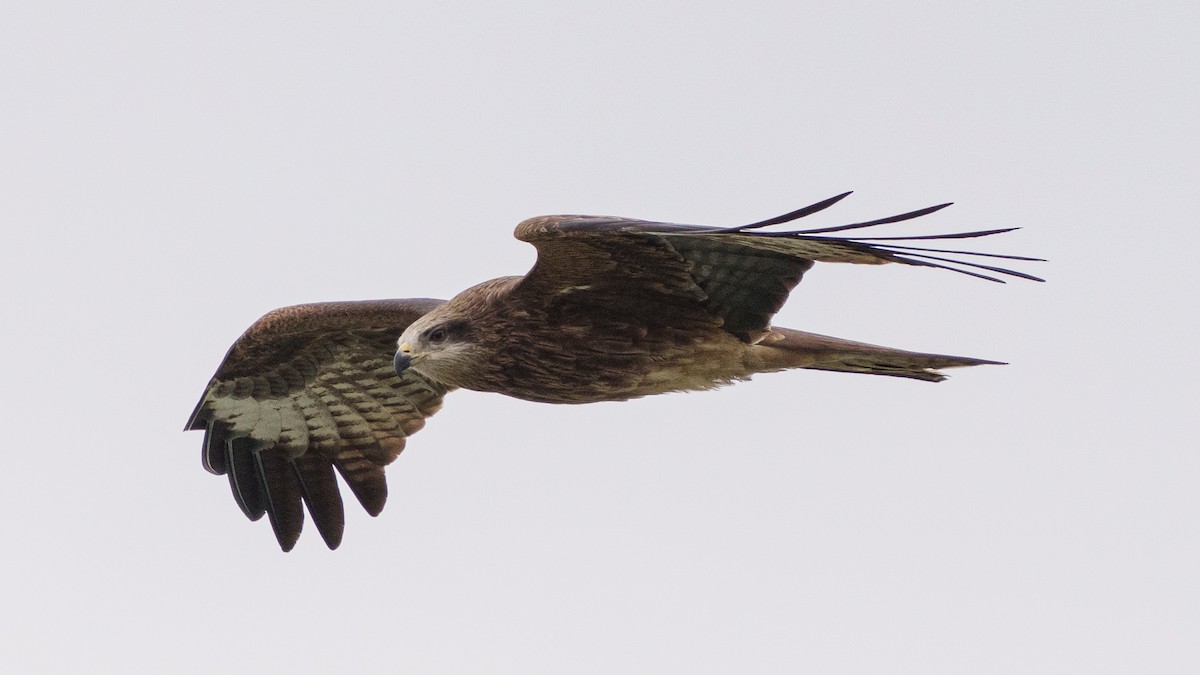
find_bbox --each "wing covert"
[186,299,449,551]
[514,194,1042,341]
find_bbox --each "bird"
[185,192,1042,551]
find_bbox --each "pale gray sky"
[2,2,1197,673]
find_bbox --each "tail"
[755,327,1002,382]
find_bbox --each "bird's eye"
[428,328,447,344]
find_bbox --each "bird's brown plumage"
[186,193,1042,550]
[185,299,449,550]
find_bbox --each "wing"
[185,298,448,551]
[515,192,1043,342]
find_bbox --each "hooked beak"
[394,343,413,375]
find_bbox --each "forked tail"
[755,327,1003,382]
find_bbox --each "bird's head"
[395,310,485,389]
[395,276,518,389]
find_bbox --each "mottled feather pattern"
[187,300,447,550]
[474,295,736,404]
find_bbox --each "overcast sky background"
[2,2,1197,673]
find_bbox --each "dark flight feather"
[253,449,305,552]
[226,437,266,521]
[187,299,448,550]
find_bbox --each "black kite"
[185,193,1042,550]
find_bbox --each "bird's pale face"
[394,315,486,389]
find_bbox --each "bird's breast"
[482,324,759,404]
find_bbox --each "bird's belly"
[492,332,762,404]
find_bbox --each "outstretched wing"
[185,298,448,551]
[515,192,1042,342]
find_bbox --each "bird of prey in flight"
[185,192,1042,551]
